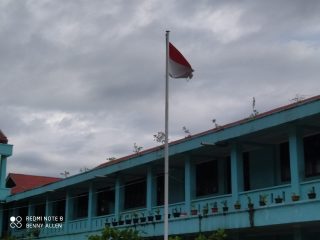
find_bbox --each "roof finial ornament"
[290,94,306,103]
[60,170,70,178]
[250,97,259,118]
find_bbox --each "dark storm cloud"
[1,0,320,177]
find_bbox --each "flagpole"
[164,30,170,240]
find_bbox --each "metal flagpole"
[164,30,170,240]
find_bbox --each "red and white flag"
[169,42,194,79]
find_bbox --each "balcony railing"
[10,179,320,239]
[92,215,113,231]
[239,184,291,207]
[68,218,88,234]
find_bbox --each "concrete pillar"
[0,143,13,201]
[231,142,244,202]
[45,196,52,217]
[45,196,52,226]
[146,166,154,213]
[43,196,52,236]
[0,155,10,201]
[0,156,7,188]
[27,202,34,218]
[64,191,70,233]
[0,157,2,188]
[114,177,122,219]
[184,156,193,214]
[289,126,305,195]
[27,202,34,228]
[88,183,96,230]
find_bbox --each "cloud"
[1,0,320,177]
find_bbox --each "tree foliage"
[208,229,227,240]
[194,229,227,240]
[88,226,142,240]
[0,236,17,240]
[195,234,207,240]
[169,236,182,240]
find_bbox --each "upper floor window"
[196,160,218,197]
[74,193,88,219]
[124,178,146,209]
[280,142,291,182]
[97,188,114,216]
[304,133,320,177]
[52,199,65,222]
[156,174,164,206]
[225,157,231,194]
[243,152,251,191]
[34,203,45,223]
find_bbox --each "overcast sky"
[1,0,320,177]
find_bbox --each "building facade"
[1,96,320,239]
